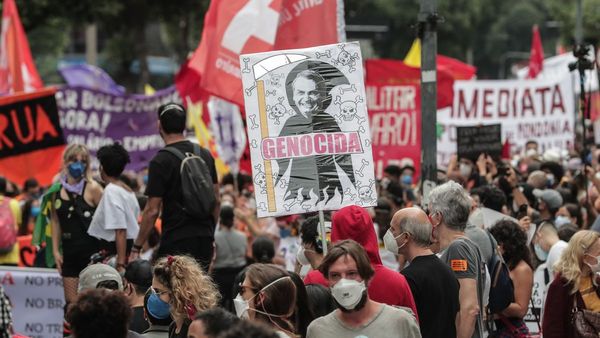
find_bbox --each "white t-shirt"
[546,240,568,281]
[88,183,140,242]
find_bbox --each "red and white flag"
[184,0,346,106]
[0,0,43,95]
[526,25,544,79]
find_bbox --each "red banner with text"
[366,60,422,179]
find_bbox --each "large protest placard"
[56,86,181,171]
[365,60,421,179]
[456,124,502,162]
[241,42,376,217]
[0,88,65,185]
[437,76,575,166]
[1,266,64,338]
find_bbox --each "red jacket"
[542,275,597,338]
[329,205,419,320]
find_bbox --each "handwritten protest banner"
[456,124,502,162]
[241,42,376,217]
[437,76,574,166]
[56,86,181,171]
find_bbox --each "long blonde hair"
[153,255,220,319]
[62,143,92,180]
[554,230,600,294]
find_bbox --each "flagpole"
[418,0,439,204]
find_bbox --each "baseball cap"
[124,260,153,289]
[533,189,563,210]
[78,263,123,292]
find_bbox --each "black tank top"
[55,182,98,254]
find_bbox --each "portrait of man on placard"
[275,60,356,205]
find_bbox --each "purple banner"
[56,86,181,171]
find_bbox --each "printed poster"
[241,42,376,217]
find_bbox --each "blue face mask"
[30,206,41,218]
[143,175,149,185]
[534,243,548,261]
[68,162,86,179]
[146,292,171,319]
[401,175,413,185]
[555,216,571,229]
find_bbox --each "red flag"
[527,25,544,79]
[0,0,43,94]
[437,55,477,80]
[365,59,455,109]
[183,0,345,106]
[501,139,511,159]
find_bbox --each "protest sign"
[456,124,502,162]
[56,86,181,171]
[365,60,422,180]
[0,88,65,185]
[437,76,575,166]
[524,263,547,334]
[0,266,64,338]
[241,42,376,217]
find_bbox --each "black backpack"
[161,144,216,218]
[486,231,514,314]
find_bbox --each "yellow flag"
[185,97,230,178]
[144,84,156,95]
[404,39,421,68]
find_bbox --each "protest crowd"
[1,0,600,338]
[1,100,600,338]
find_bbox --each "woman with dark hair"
[557,203,582,228]
[287,272,315,338]
[305,284,336,318]
[489,220,534,336]
[234,264,297,337]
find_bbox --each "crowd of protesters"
[0,103,600,337]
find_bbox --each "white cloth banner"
[0,267,64,338]
[437,76,575,166]
[240,42,376,217]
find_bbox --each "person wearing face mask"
[533,222,567,282]
[306,240,421,338]
[152,255,220,338]
[387,208,460,338]
[50,144,103,307]
[141,288,172,338]
[297,216,328,287]
[327,205,418,318]
[233,264,298,338]
[124,260,153,334]
[532,188,563,223]
[542,230,600,338]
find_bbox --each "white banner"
[524,263,548,334]
[437,76,575,166]
[0,267,64,338]
[240,42,376,217]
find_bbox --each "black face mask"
[335,289,368,313]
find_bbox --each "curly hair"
[67,288,130,338]
[489,220,533,270]
[554,230,600,294]
[153,255,220,320]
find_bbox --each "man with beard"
[276,61,356,205]
[306,240,421,338]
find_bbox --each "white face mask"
[233,293,250,319]
[383,230,406,255]
[459,163,472,178]
[331,278,366,310]
[233,276,292,319]
[554,215,571,228]
[296,247,310,266]
[585,254,600,274]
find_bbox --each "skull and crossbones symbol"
[332,45,359,72]
[267,97,290,125]
[253,165,267,194]
[334,95,365,123]
[355,179,376,205]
